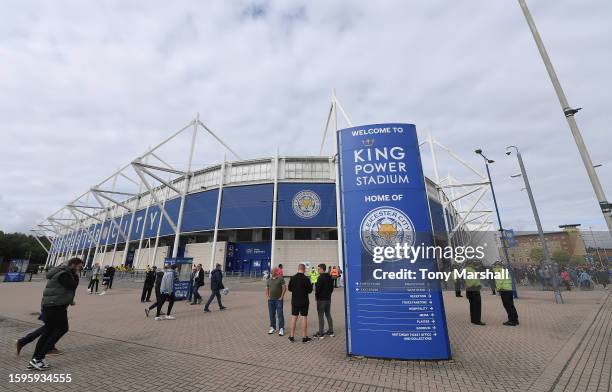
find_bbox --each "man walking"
[87,262,101,294]
[313,263,334,339]
[16,307,62,356]
[145,266,165,317]
[141,266,156,302]
[155,264,177,320]
[204,264,226,312]
[27,257,83,371]
[288,264,313,343]
[494,262,519,326]
[191,264,204,305]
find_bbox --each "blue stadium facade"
[45,156,461,273]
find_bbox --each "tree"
[570,255,584,265]
[551,250,570,264]
[0,231,50,271]
[529,248,544,263]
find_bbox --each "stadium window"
[328,230,338,240]
[294,228,312,240]
[261,228,271,241]
[275,228,284,240]
[236,229,253,242]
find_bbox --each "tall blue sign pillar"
[337,123,451,360]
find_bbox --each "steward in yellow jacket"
[493,263,519,326]
[464,261,485,326]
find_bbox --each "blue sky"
[0,1,610,238]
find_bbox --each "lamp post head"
[474,149,483,155]
[505,145,519,155]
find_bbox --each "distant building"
[508,224,586,266]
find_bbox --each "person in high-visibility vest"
[309,266,319,284]
[464,261,486,326]
[330,266,339,288]
[493,262,519,326]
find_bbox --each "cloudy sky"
[1,1,610,239]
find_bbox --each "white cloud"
[0,0,610,235]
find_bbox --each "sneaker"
[288,336,295,342]
[503,321,518,326]
[164,315,175,320]
[47,349,63,355]
[99,291,106,296]
[268,327,275,335]
[145,308,150,317]
[40,359,51,369]
[88,291,93,295]
[220,306,227,311]
[27,359,48,371]
[203,309,211,313]
[313,332,325,339]
[154,316,163,321]
[278,328,285,336]
[325,331,335,337]
[471,321,486,326]
[302,337,312,343]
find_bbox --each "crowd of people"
[511,264,610,291]
[16,255,608,371]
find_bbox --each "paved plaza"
[0,278,610,392]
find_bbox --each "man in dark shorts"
[288,263,313,343]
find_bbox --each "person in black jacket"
[313,263,334,339]
[145,267,165,317]
[107,266,116,289]
[287,263,313,343]
[204,264,226,312]
[191,264,205,305]
[28,257,82,371]
[141,266,157,302]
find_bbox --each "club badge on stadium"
[292,190,321,219]
[360,206,416,262]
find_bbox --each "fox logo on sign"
[360,206,415,261]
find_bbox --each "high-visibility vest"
[494,265,513,291]
[464,266,481,289]
[310,270,319,283]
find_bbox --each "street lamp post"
[506,146,563,304]
[475,149,518,298]
[517,0,612,237]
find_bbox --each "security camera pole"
[506,146,563,304]
[517,0,612,236]
[475,149,517,298]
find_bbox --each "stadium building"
[34,113,491,274]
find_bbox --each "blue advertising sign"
[164,257,194,300]
[3,259,30,282]
[220,184,273,229]
[337,123,451,360]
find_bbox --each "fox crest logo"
[292,190,321,219]
[360,206,415,261]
